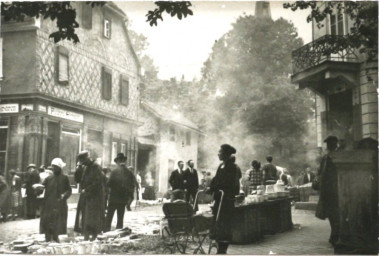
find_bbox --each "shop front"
[0,99,138,180]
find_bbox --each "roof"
[141,100,201,133]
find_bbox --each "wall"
[36,3,140,121]
[1,30,37,95]
[360,61,378,140]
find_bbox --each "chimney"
[255,1,271,19]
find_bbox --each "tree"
[283,1,378,59]
[1,1,193,43]
[198,15,314,172]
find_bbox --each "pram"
[161,190,224,254]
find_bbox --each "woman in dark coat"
[24,164,40,219]
[208,144,240,254]
[74,151,105,241]
[39,158,72,242]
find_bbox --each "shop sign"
[38,105,47,112]
[20,104,34,111]
[48,106,83,123]
[0,104,19,113]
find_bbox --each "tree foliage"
[198,15,314,171]
[283,1,378,58]
[146,1,193,26]
[1,1,105,43]
[1,1,193,43]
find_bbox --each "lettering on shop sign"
[21,104,33,111]
[48,106,84,123]
[0,104,19,113]
[38,105,47,112]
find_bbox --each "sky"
[117,1,312,81]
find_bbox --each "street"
[0,203,333,255]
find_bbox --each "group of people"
[0,151,141,243]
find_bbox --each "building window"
[120,77,129,106]
[169,126,175,142]
[56,46,69,85]
[111,141,118,164]
[0,119,8,172]
[186,131,191,146]
[102,67,112,100]
[330,13,344,36]
[104,18,111,38]
[82,3,92,29]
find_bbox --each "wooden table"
[231,197,293,244]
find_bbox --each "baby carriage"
[161,189,224,254]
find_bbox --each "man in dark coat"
[262,156,278,185]
[105,153,135,231]
[39,158,72,242]
[315,136,339,247]
[24,164,40,219]
[208,144,240,254]
[74,151,105,241]
[184,160,199,208]
[169,161,186,191]
[302,166,315,184]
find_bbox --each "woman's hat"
[77,151,89,164]
[26,164,36,169]
[114,153,127,163]
[51,158,66,169]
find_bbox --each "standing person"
[262,156,278,185]
[125,166,137,211]
[314,136,340,247]
[302,166,315,184]
[207,144,240,254]
[184,160,199,208]
[8,169,22,220]
[104,153,130,231]
[168,161,186,191]
[0,172,11,222]
[247,160,263,192]
[24,164,40,219]
[38,165,50,184]
[74,151,105,241]
[39,158,72,242]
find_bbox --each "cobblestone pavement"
[0,203,333,255]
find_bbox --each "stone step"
[295,202,317,211]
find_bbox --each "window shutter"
[102,67,112,100]
[120,77,129,106]
[58,54,68,82]
[82,3,92,29]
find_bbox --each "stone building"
[0,3,141,178]
[291,2,378,148]
[138,100,201,195]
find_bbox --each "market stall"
[231,183,293,244]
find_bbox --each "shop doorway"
[46,122,60,167]
[60,127,81,174]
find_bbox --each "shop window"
[82,3,92,29]
[104,18,111,38]
[56,46,69,85]
[169,126,175,142]
[102,67,112,100]
[61,127,81,174]
[120,77,129,106]
[186,131,191,146]
[121,143,127,155]
[46,122,60,167]
[0,119,9,172]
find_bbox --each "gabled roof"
[141,100,201,133]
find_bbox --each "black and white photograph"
[0,1,377,254]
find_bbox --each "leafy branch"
[146,1,193,26]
